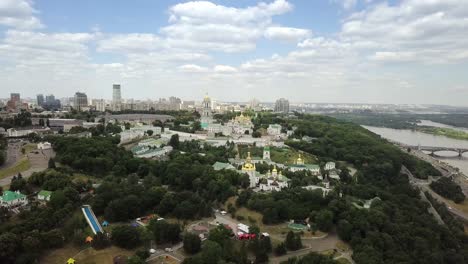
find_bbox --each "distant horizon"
[0,1,467,106]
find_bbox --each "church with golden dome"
[240,152,290,191]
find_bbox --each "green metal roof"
[38,190,52,197]
[1,191,26,202]
[212,162,235,171]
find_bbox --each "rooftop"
[1,191,26,202]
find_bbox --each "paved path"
[401,150,468,223]
[403,166,446,225]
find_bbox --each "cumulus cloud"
[178,64,208,73]
[264,26,311,42]
[0,0,43,29]
[214,65,237,73]
[161,0,293,52]
[341,0,468,63]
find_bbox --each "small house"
[37,190,52,201]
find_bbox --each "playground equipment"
[81,205,103,234]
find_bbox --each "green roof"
[213,162,235,171]
[289,164,320,170]
[38,190,52,197]
[1,191,26,202]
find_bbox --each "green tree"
[0,232,20,263]
[315,209,334,232]
[169,134,180,148]
[274,242,287,256]
[183,233,201,254]
[146,130,153,136]
[201,240,222,264]
[112,225,141,249]
[48,158,56,169]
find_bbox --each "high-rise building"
[44,94,61,110]
[274,98,289,113]
[7,93,21,110]
[200,94,213,129]
[112,84,122,111]
[10,93,20,102]
[74,92,88,111]
[37,94,44,106]
[112,84,121,103]
[92,99,106,112]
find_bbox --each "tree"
[49,190,67,209]
[315,209,334,232]
[112,225,141,249]
[169,134,180,148]
[48,158,56,169]
[0,232,20,263]
[285,231,302,251]
[183,233,201,254]
[274,242,287,256]
[92,232,111,249]
[146,130,153,136]
[46,118,50,127]
[127,256,144,264]
[201,240,222,264]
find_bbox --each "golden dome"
[272,165,277,173]
[242,152,255,171]
[296,154,304,165]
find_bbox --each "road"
[146,242,184,263]
[214,212,353,263]
[400,149,468,223]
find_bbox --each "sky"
[0,0,468,105]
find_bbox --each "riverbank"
[418,127,468,141]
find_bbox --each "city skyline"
[0,0,468,106]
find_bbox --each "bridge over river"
[406,145,468,157]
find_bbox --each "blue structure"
[82,205,103,234]
[102,220,109,227]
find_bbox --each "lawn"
[335,258,352,264]
[41,245,136,264]
[270,147,318,165]
[22,143,37,154]
[0,157,30,179]
[224,198,290,240]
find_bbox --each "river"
[363,125,468,175]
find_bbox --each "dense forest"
[328,112,468,129]
[0,113,466,263]
[430,177,466,203]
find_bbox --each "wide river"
[363,125,468,175]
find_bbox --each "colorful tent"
[67,258,76,264]
[85,236,93,243]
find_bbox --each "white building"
[325,162,336,171]
[267,124,282,136]
[302,185,331,197]
[0,191,28,208]
[7,127,51,137]
[288,155,321,175]
[37,142,52,150]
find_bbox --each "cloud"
[178,64,208,73]
[161,0,293,52]
[341,0,468,63]
[264,26,311,42]
[0,0,43,29]
[214,65,237,73]
[97,33,164,53]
